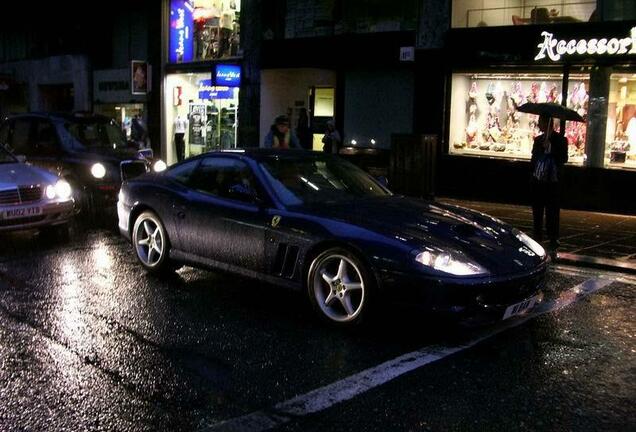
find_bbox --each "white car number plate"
[502,295,540,320]
[2,206,43,220]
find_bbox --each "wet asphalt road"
[0,224,634,432]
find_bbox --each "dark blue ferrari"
[118,149,548,327]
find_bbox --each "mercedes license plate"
[2,206,42,220]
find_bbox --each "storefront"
[93,68,148,142]
[163,0,242,164]
[434,20,636,214]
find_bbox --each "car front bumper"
[0,199,75,232]
[380,262,549,325]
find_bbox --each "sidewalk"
[439,198,636,274]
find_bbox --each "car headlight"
[153,160,167,172]
[91,163,106,179]
[55,179,72,200]
[415,250,488,276]
[45,180,72,200]
[515,230,546,258]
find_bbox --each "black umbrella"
[516,102,584,122]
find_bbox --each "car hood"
[0,163,58,189]
[300,196,544,274]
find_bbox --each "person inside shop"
[173,114,188,162]
[321,119,341,154]
[530,114,568,253]
[296,108,312,150]
[263,115,301,149]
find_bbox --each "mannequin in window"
[174,114,188,162]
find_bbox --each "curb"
[556,252,636,275]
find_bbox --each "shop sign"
[214,64,241,86]
[198,80,234,99]
[535,27,636,61]
[169,0,194,63]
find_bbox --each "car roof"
[3,112,114,123]
[192,148,331,162]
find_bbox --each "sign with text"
[214,64,241,87]
[535,26,636,61]
[198,80,234,100]
[169,0,194,63]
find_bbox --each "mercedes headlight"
[91,163,106,179]
[45,180,72,200]
[415,250,488,276]
[153,160,167,172]
[515,230,546,258]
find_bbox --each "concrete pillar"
[585,66,611,168]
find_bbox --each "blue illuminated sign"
[215,64,241,87]
[198,80,235,100]
[169,0,194,63]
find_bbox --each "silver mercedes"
[0,146,74,233]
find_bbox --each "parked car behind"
[0,112,166,215]
[0,145,74,234]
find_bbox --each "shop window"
[449,72,589,164]
[165,72,239,164]
[169,0,241,64]
[605,72,636,170]
[451,1,597,28]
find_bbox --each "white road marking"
[201,276,615,432]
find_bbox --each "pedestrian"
[296,108,312,150]
[131,113,149,149]
[321,120,341,154]
[263,115,301,149]
[530,114,568,252]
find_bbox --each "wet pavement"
[440,198,636,272]
[0,224,634,431]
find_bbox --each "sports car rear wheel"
[307,248,371,326]
[133,211,174,273]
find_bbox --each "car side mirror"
[16,155,26,163]
[376,176,388,187]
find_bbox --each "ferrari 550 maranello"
[118,149,548,326]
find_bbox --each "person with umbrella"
[517,102,583,252]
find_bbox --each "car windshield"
[259,154,390,207]
[64,119,128,149]
[0,146,17,163]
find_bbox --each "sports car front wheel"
[132,211,175,273]
[307,248,373,326]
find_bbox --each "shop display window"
[449,72,589,164]
[165,72,239,164]
[451,1,597,28]
[605,72,636,170]
[170,0,240,64]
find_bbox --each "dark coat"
[530,132,568,182]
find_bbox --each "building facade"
[420,1,636,214]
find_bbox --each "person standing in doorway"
[263,115,300,149]
[174,114,187,161]
[530,115,568,252]
[296,108,312,150]
[321,120,341,154]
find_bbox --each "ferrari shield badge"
[271,215,281,228]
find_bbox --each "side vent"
[274,243,300,279]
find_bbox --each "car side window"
[166,159,199,184]
[33,120,61,156]
[9,119,33,155]
[190,157,258,203]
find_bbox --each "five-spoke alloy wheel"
[133,211,172,273]
[307,248,372,326]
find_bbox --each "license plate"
[2,206,42,220]
[502,295,540,320]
